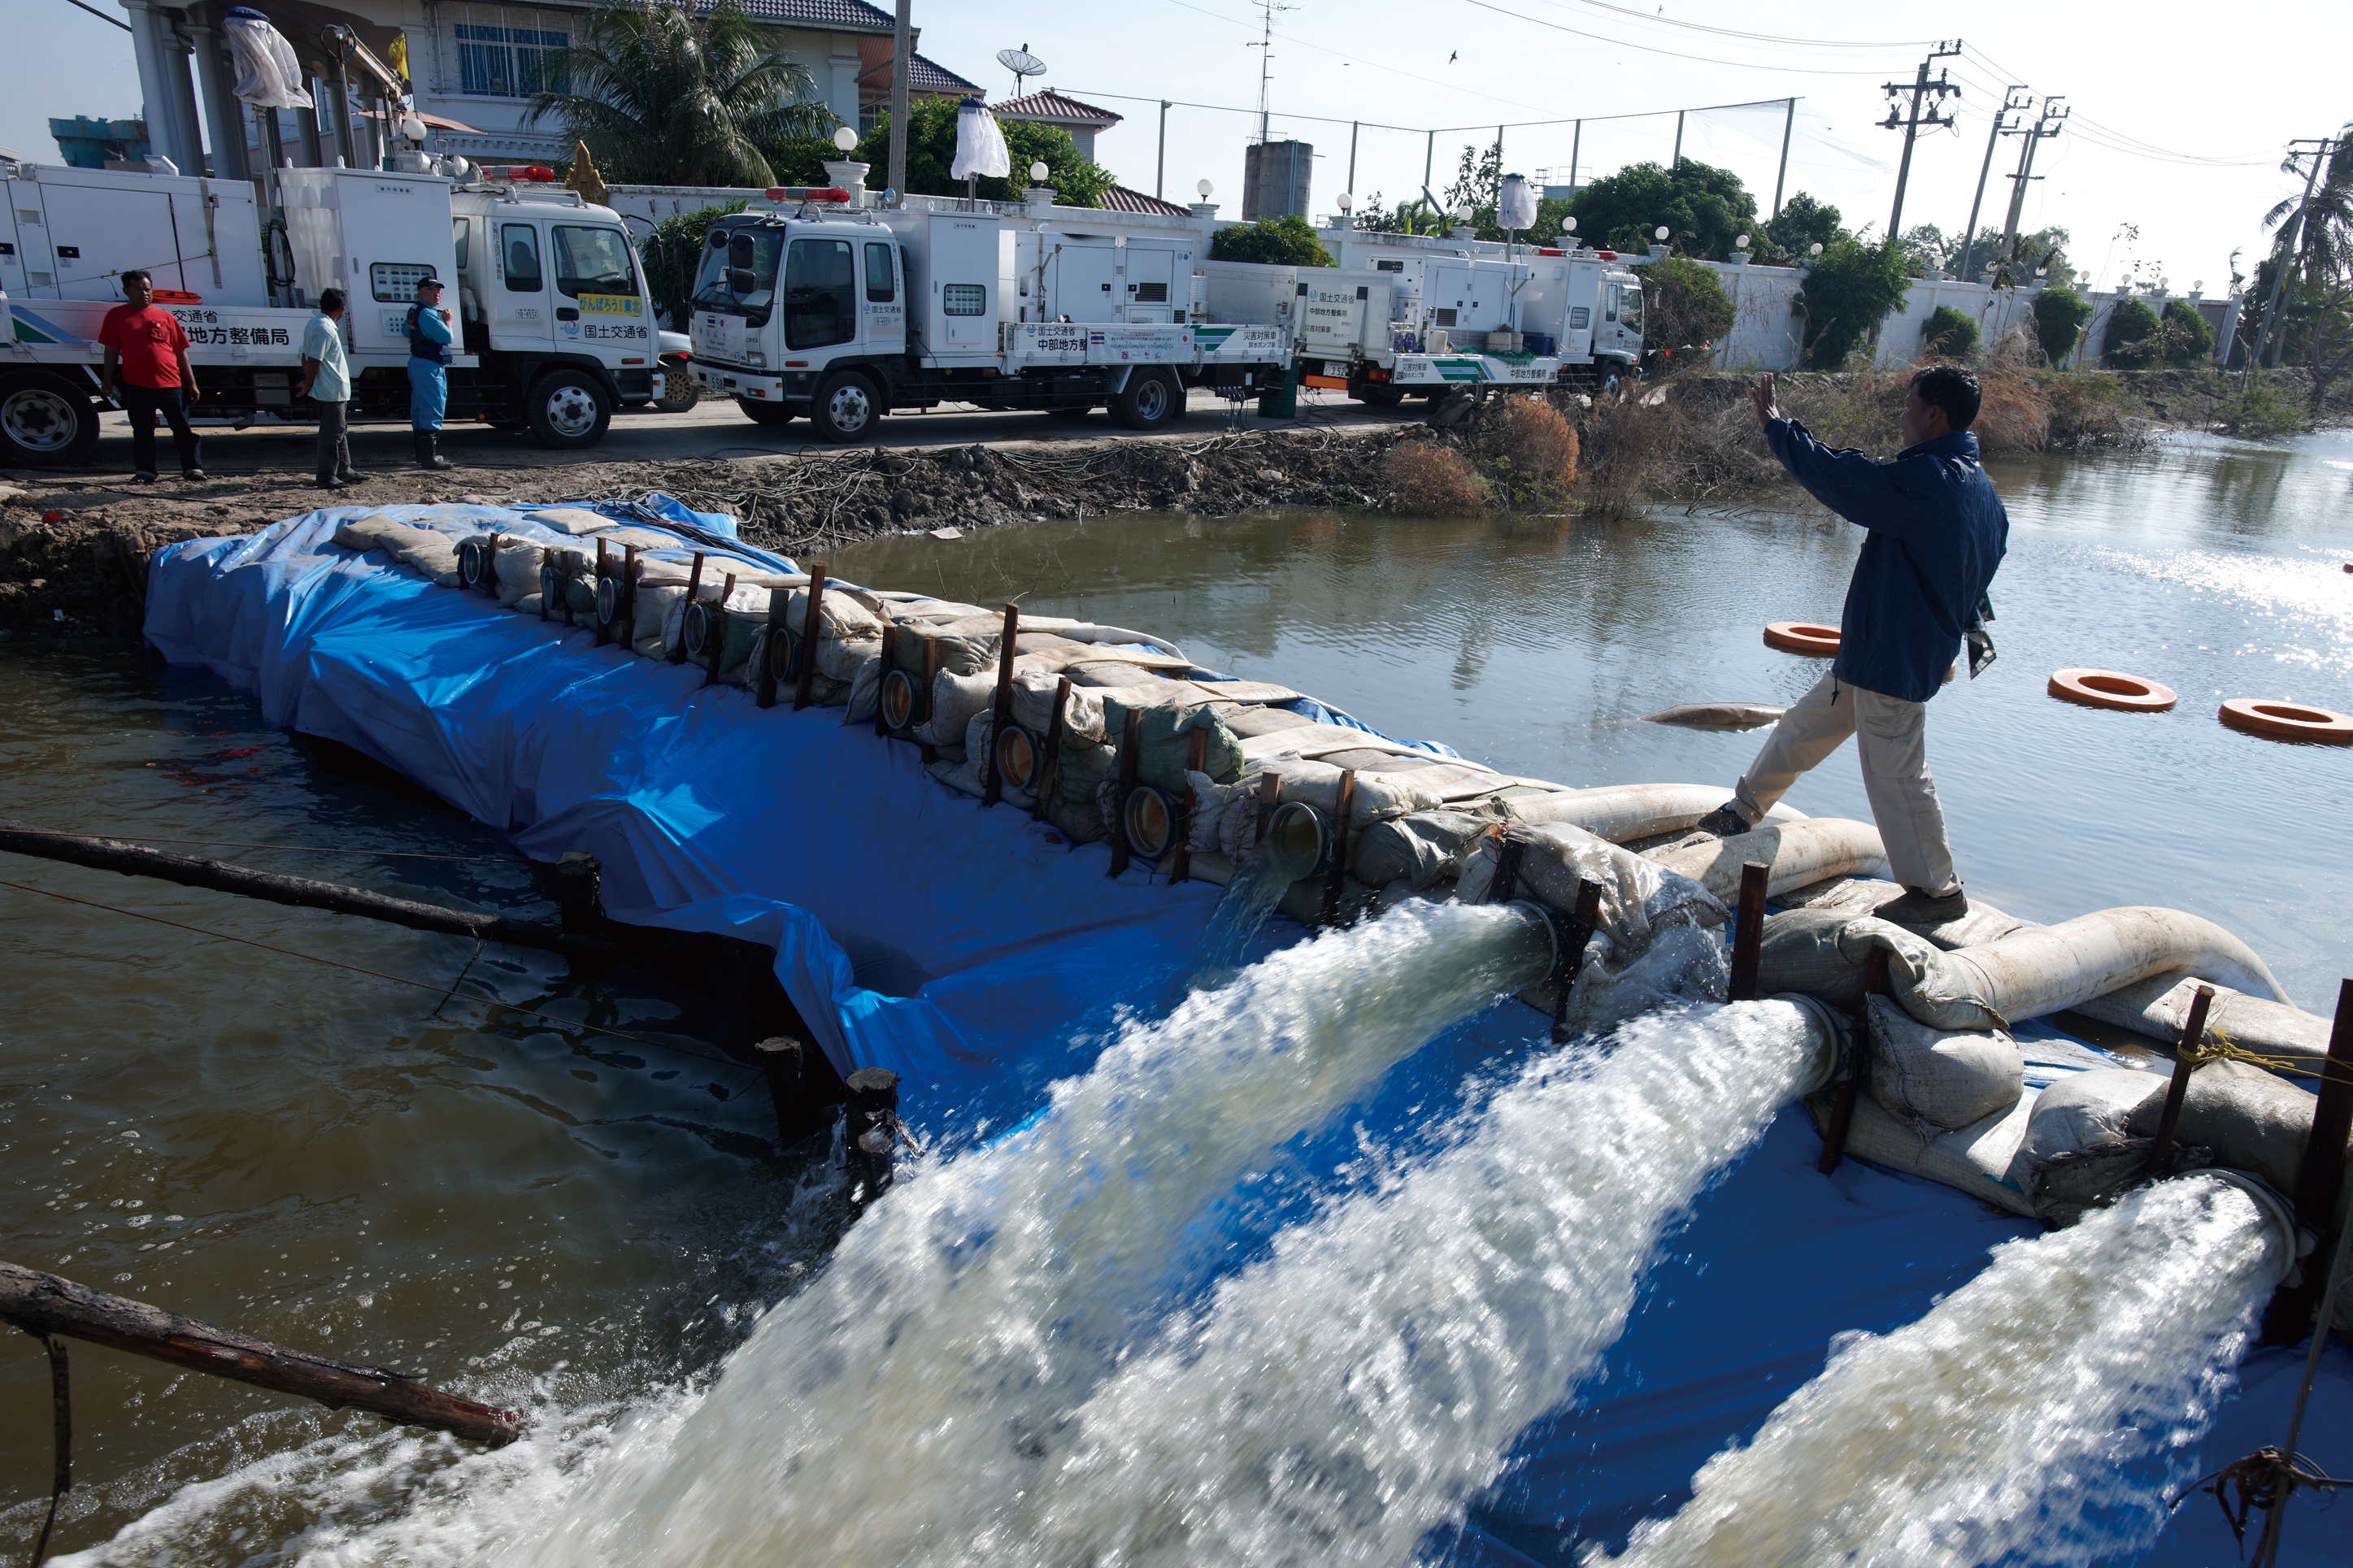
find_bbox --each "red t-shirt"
[98,304,190,389]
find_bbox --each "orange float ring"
[1764,621,1841,656]
[2047,668,2177,712]
[2219,698,2353,744]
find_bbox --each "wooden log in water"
[0,820,611,958]
[0,1262,527,1446]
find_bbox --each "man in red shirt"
[98,269,206,482]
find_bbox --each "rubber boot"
[413,431,453,471]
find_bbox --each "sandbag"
[1460,821,1726,966]
[1647,818,1891,904]
[1820,1088,2039,1218]
[1865,994,2024,1132]
[1775,874,2043,949]
[2175,1058,2320,1195]
[523,506,615,536]
[2014,1067,2168,1220]
[912,669,995,747]
[890,620,998,678]
[1753,909,2007,1032]
[395,537,462,589]
[333,515,442,555]
[1348,810,1492,891]
[1102,698,1244,794]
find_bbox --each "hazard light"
[1594,250,1618,259]
[763,186,853,204]
[1537,247,1564,256]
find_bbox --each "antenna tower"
[1248,0,1296,145]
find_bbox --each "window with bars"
[454,15,568,98]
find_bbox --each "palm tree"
[2256,122,2352,367]
[526,1,837,188]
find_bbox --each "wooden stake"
[702,573,735,689]
[982,602,1021,806]
[2145,984,2216,1171]
[1254,770,1281,849]
[616,544,640,649]
[875,623,902,737]
[918,636,940,762]
[1550,878,1604,1044]
[669,552,704,663]
[1321,768,1356,924]
[1031,675,1071,822]
[1171,728,1206,883]
[1728,860,1768,1002]
[0,819,611,958]
[1108,708,1142,878]
[794,564,829,712]
[2265,977,2353,1343]
[593,537,611,645]
[0,1262,526,1446]
[480,532,499,597]
[537,547,551,622]
[844,1067,902,1216]
[1817,948,1887,1175]
[756,585,787,709]
[1481,826,1528,906]
[754,1036,829,1149]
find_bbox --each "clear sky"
[4,0,2339,298]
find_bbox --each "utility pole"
[1772,97,1795,219]
[1156,99,1172,200]
[1999,97,2067,267]
[1879,41,1961,240]
[1672,110,1684,167]
[1955,85,2029,281]
[2256,137,2339,368]
[1346,119,1359,198]
[886,0,911,199]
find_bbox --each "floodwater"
[1,427,2347,1560]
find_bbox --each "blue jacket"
[1765,418,2009,703]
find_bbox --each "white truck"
[1,159,679,466]
[687,189,1289,441]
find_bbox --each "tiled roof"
[729,0,898,33]
[990,89,1123,128]
[1098,184,1190,216]
[859,52,985,98]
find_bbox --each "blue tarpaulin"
[143,506,2353,1566]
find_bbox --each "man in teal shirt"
[297,288,355,489]
[407,276,455,470]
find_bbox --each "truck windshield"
[694,227,784,327]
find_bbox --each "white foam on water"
[983,999,1833,1566]
[1598,1172,2287,1568]
[497,898,1555,1567]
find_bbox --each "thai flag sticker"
[1090,332,1105,345]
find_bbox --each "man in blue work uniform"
[1698,366,2008,923]
[407,275,455,470]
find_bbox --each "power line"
[1550,0,1935,49]
[1152,0,1559,116]
[1457,0,1908,76]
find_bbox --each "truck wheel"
[809,371,881,443]
[0,371,100,467]
[737,398,796,428]
[655,362,701,413]
[526,369,612,449]
[1352,383,1406,407]
[1109,368,1178,431]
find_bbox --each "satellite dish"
[997,45,1046,97]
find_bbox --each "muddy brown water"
[2,428,2348,1557]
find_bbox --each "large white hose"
[2069,972,2332,1063]
[1507,783,1806,845]
[1646,818,1891,904]
[1947,906,2292,1020]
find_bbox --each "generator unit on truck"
[0,159,672,466]
[687,189,1289,441]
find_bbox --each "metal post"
[1727,861,1768,1001]
[2145,984,2216,1171]
[887,0,911,198]
[1423,130,1433,196]
[1818,949,1886,1174]
[1156,99,1171,200]
[1493,124,1504,211]
[325,56,354,166]
[2264,977,2353,1343]
[1957,88,2025,280]
[1346,119,1358,198]
[1569,119,1581,197]
[1772,97,1794,218]
[1672,109,1684,167]
[188,20,251,180]
[295,76,324,167]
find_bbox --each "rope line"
[2186,1030,2353,1089]
[0,876,754,1074]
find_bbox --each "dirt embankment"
[0,423,1412,641]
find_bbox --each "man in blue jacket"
[1698,365,2008,922]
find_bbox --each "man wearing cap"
[98,269,206,482]
[406,276,455,470]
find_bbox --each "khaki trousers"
[1731,671,1959,896]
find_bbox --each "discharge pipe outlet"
[1947,906,2292,1022]
[1262,800,1332,882]
[1647,818,1892,905]
[1507,783,1807,845]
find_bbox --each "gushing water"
[1599,1173,2288,1568]
[519,898,1556,1567]
[976,999,1836,1566]
[1185,846,1303,991]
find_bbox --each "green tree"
[2102,296,2161,367]
[851,98,1114,206]
[2255,124,2353,367]
[1898,223,1957,277]
[2159,298,2216,367]
[527,1,836,186]
[1920,304,1980,359]
[1760,192,1847,265]
[1792,237,1910,368]
[1208,214,1333,267]
[1639,256,1733,362]
[2031,284,2093,366]
[639,200,746,328]
[1567,158,1759,260]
